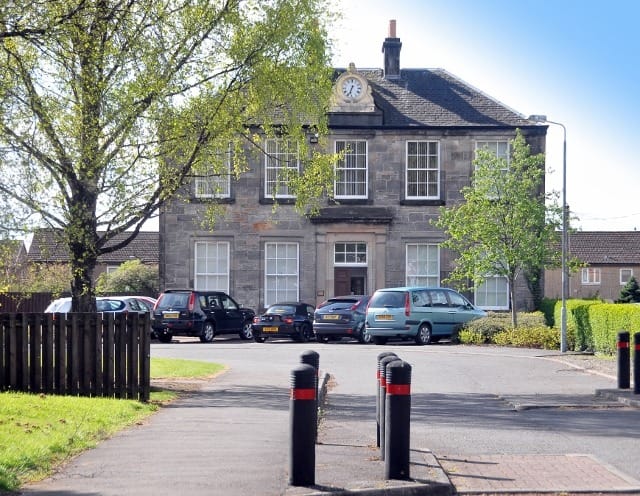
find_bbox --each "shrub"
[460,311,552,347]
[492,326,560,349]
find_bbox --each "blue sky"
[328,0,639,231]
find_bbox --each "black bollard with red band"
[376,352,397,447]
[379,355,402,460]
[300,350,320,441]
[289,364,316,486]
[634,333,640,394]
[618,331,630,389]
[385,360,412,480]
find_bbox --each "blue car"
[365,287,486,345]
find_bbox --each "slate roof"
[26,229,158,264]
[336,68,533,128]
[566,232,640,265]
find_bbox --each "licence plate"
[375,314,393,321]
[323,315,340,320]
[263,327,279,333]
[163,312,180,319]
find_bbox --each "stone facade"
[159,26,547,313]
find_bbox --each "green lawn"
[0,358,225,492]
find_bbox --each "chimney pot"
[389,19,396,38]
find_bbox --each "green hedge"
[588,304,640,354]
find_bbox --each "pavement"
[16,361,640,496]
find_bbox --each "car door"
[425,289,457,336]
[446,290,478,327]
[217,294,243,333]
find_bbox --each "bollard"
[289,364,316,486]
[385,360,412,480]
[376,352,397,447]
[379,355,402,460]
[635,333,640,395]
[618,331,630,389]
[300,350,320,441]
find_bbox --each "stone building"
[159,21,547,312]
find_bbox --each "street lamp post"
[529,114,568,353]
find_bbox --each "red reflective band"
[618,341,630,349]
[376,370,380,379]
[386,383,411,396]
[290,388,316,400]
[635,344,640,351]
[380,377,387,387]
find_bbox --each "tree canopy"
[434,130,563,326]
[0,0,336,310]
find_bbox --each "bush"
[492,326,560,349]
[459,311,551,347]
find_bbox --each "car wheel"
[254,335,266,343]
[299,324,311,342]
[158,332,173,343]
[316,335,330,343]
[199,322,215,343]
[358,324,372,344]
[239,320,253,340]
[372,336,387,345]
[415,323,432,345]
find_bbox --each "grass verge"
[0,357,224,492]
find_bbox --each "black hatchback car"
[313,295,371,343]
[151,289,255,343]
[252,302,315,343]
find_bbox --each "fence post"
[618,331,630,389]
[289,364,316,486]
[376,352,397,447]
[379,355,402,460]
[385,360,412,480]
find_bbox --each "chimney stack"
[382,19,402,79]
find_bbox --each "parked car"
[252,302,315,343]
[45,296,155,314]
[151,289,255,343]
[365,286,487,345]
[313,295,371,343]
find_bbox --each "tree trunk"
[509,276,518,328]
[67,196,99,312]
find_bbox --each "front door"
[334,268,367,296]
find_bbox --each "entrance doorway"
[334,268,367,296]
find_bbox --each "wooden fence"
[0,312,150,401]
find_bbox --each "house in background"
[159,21,548,312]
[545,231,640,302]
[20,228,159,285]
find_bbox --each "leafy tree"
[13,263,71,294]
[0,0,336,311]
[434,130,563,327]
[96,259,159,295]
[617,276,640,303]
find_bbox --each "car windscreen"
[156,293,189,309]
[369,291,406,308]
[96,299,126,312]
[266,305,296,315]
[320,301,357,311]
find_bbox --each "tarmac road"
[19,338,640,495]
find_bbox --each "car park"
[365,286,486,345]
[151,289,255,343]
[313,295,371,343]
[252,302,315,343]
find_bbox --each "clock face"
[341,77,363,99]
